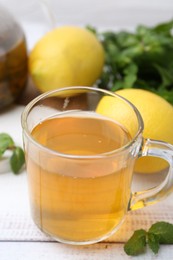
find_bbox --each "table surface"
[0,105,173,260]
[1,1,173,259]
[1,97,173,260]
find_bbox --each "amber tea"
[27,112,134,242]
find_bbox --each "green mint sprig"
[0,133,25,174]
[124,221,173,256]
[87,20,173,105]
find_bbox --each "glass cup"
[21,86,173,245]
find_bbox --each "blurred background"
[1,0,173,49]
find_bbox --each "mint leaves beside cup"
[124,222,173,256]
[0,133,25,174]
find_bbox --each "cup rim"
[21,86,144,159]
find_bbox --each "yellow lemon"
[29,26,104,92]
[96,95,139,138]
[115,89,173,174]
[96,89,173,173]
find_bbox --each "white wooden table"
[1,1,173,258]
[1,107,173,260]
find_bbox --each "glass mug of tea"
[21,86,173,245]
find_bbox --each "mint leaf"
[10,146,25,174]
[153,20,173,34]
[148,221,173,244]
[0,133,25,175]
[123,63,138,88]
[0,133,14,157]
[124,229,147,256]
[124,222,173,256]
[154,64,173,87]
[148,232,160,254]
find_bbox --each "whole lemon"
[96,89,173,173]
[29,26,104,92]
[115,89,173,174]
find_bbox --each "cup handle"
[129,138,173,211]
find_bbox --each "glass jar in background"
[0,4,28,110]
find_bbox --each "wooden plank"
[1,241,173,260]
